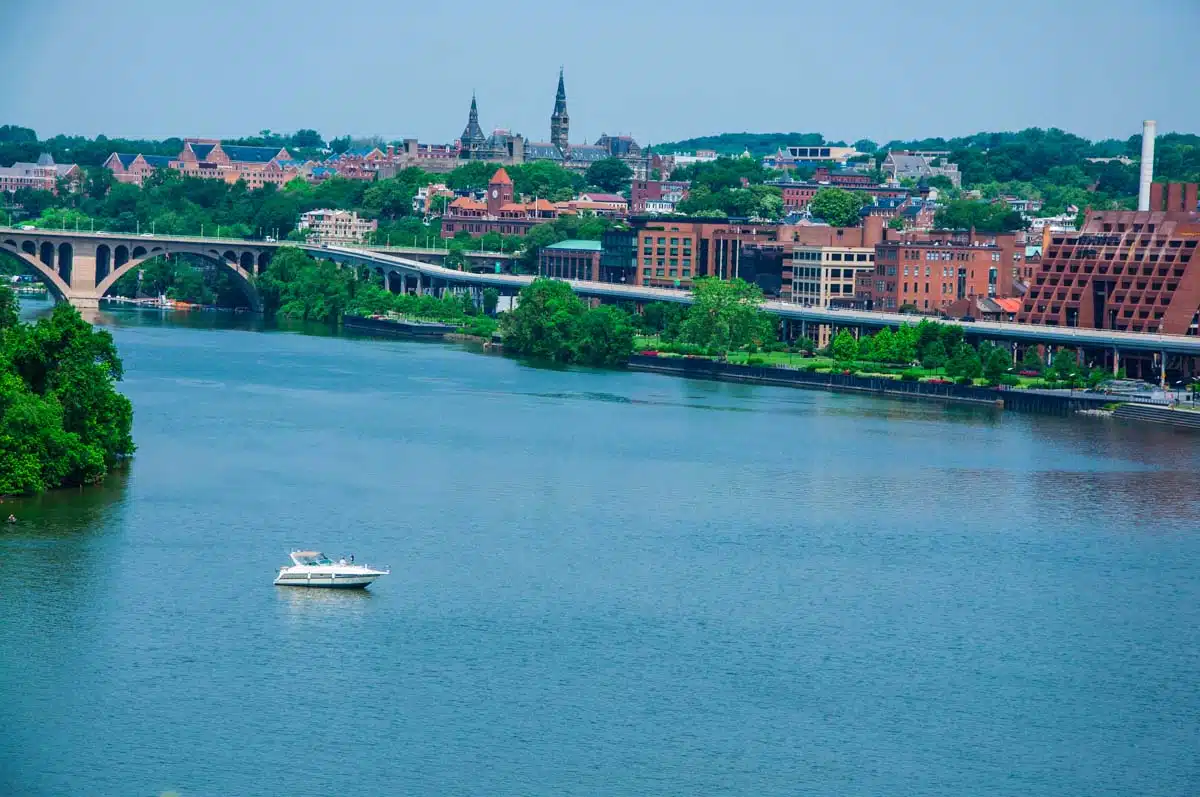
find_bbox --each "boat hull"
[274,574,383,589]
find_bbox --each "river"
[2,298,1198,797]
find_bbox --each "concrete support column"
[1160,350,1167,388]
[1112,348,1120,376]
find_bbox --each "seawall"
[341,315,457,338]
[1113,403,1200,431]
[626,355,1112,416]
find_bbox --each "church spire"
[461,91,485,149]
[550,67,569,150]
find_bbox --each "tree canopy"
[499,278,635,367]
[808,188,869,227]
[586,158,633,194]
[0,288,135,494]
[933,200,1026,233]
[679,278,774,350]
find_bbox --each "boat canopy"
[290,551,333,565]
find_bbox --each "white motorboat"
[274,550,389,589]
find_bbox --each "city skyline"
[2,0,1199,146]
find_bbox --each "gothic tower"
[461,93,486,153]
[550,68,569,150]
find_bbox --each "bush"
[900,370,922,382]
[998,374,1021,387]
[804,364,822,373]
[747,356,766,366]
[956,376,975,386]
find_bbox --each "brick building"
[439,168,558,238]
[104,138,299,188]
[766,175,909,213]
[538,239,603,281]
[0,153,81,194]
[1017,183,1200,335]
[630,180,690,213]
[860,231,1024,313]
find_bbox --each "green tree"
[808,188,868,227]
[983,346,1011,383]
[1020,347,1043,373]
[499,279,585,363]
[887,216,906,231]
[0,282,19,330]
[945,341,982,380]
[933,200,1026,233]
[573,305,636,367]
[831,329,859,361]
[680,277,771,351]
[1051,348,1080,382]
[586,158,634,193]
[0,295,135,494]
[482,287,499,316]
[446,161,499,191]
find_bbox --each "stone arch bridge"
[0,230,281,311]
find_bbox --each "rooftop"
[544,239,603,251]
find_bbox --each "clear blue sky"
[2,0,1197,146]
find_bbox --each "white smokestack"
[1138,120,1156,212]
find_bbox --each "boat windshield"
[293,552,333,566]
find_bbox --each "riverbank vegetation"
[255,247,498,338]
[634,303,1107,389]
[500,279,635,367]
[0,284,134,495]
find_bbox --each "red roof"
[490,167,512,185]
[994,298,1022,313]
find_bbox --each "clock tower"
[487,167,514,215]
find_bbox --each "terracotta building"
[1017,183,1200,334]
[439,168,558,238]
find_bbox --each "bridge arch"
[39,242,55,270]
[0,240,72,302]
[114,245,129,270]
[96,244,111,282]
[239,251,255,273]
[57,242,72,283]
[386,271,403,293]
[94,248,262,311]
[257,251,271,274]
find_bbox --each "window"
[642,268,651,277]
[670,237,678,245]
[682,269,691,277]
[656,268,665,276]
[831,253,843,261]
[669,269,677,277]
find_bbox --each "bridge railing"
[0,224,270,244]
